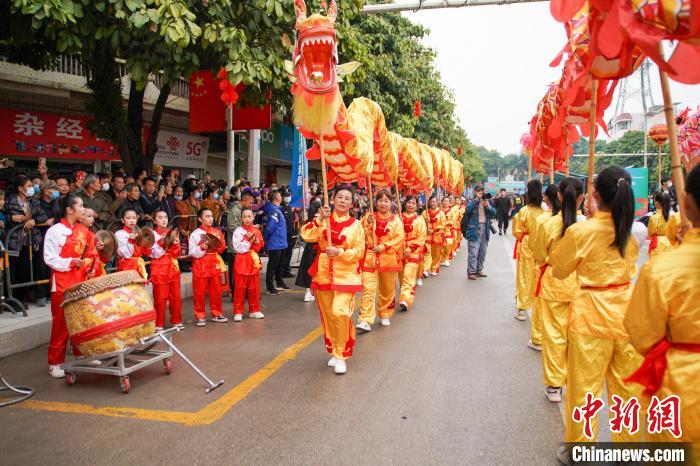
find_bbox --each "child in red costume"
[231,208,265,321]
[43,194,97,378]
[79,208,106,278]
[115,209,149,279]
[150,210,183,331]
[189,208,228,327]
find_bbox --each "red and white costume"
[231,225,265,316]
[43,219,96,365]
[150,228,182,327]
[189,226,226,320]
[85,228,106,278]
[115,226,149,279]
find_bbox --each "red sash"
[513,233,527,260]
[648,235,659,254]
[625,338,700,396]
[534,264,548,297]
[580,282,631,291]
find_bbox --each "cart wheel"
[119,376,131,394]
[163,358,172,375]
[65,372,76,386]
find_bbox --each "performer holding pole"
[624,164,700,456]
[301,186,365,375]
[551,166,644,443]
[586,80,598,218]
[512,179,544,321]
[440,197,455,267]
[399,195,427,312]
[422,195,446,276]
[43,194,96,378]
[357,189,405,331]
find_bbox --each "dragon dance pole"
[319,130,332,244]
[549,157,554,184]
[394,184,402,215]
[587,79,598,218]
[367,176,377,245]
[657,46,688,225]
[657,143,663,190]
[527,155,532,181]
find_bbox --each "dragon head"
[287,0,359,135]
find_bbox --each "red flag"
[188,70,272,133]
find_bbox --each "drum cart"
[60,327,224,394]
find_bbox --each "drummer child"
[79,208,106,278]
[150,209,183,331]
[189,208,228,327]
[231,208,265,321]
[115,208,149,279]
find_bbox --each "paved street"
[0,234,564,465]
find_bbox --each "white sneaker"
[422,272,429,278]
[334,359,347,374]
[304,290,315,302]
[49,365,65,378]
[430,271,438,276]
[441,261,451,267]
[380,318,391,327]
[545,386,562,403]
[233,314,243,322]
[173,323,185,331]
[527,340,542,351]
[250,312,265,319]
[514,310,527,321]
[399,301,408,312]
[416,278,423,287]
[356,321,372,333]
[327,357,338,367]
[211,315,229,323]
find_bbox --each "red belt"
[648,235,659,254]
[534,264,548,297]
[581,282,631,291]
[513,234,527,259]
[626,338,700,396]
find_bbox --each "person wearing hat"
[461,185,496,280]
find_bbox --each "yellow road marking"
[14,327,324,426]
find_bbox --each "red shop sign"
[0,107,120,161]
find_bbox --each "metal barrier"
[0,238,27,316]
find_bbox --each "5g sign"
[186,141,206,157]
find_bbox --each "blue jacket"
[461,199,497,242]
[263,202,288,250]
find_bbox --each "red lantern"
[648,124,669,146]
[413,100,421,118]
[457,146,463,156]
[217,68,239,108]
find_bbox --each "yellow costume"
[440,206,457,264]
[513,205,544,311]
[529,210,553,346]
[533,213,579,388]
[301,213,365,361]
[666,211,682,247]
[624,229,700,457]
[423,207,446,273]
[647,211,673,256]
[358,212,404,324]
[551,211,644,442]
[399,212,427,308]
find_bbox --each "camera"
[483,192,493,200]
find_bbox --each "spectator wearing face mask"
[77,174,113,229]
[201,188,222,226]
[29,180,61,307]
[279,191,296,278]
[175,186,200,235]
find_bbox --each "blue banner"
[290,128,308,208]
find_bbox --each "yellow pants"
[430,244,442,273]
[359,270,398,324]
[540,298,569,387]
[530,295,543,346]
[398,261,419,308]
[314,290,356,360]
[515,254,535,310]
[566,331,645,443]
[422,250,431,276]
[441,238,453,263]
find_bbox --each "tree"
[3,0,364,174]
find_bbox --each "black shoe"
[266,289,280,296]
[498,231,503,235]
[399,302,408,312]
[276,282,292,291]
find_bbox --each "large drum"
[62,271,156,357]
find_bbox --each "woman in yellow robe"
[357,189,405,331]
[300,186,365,375]
[624,164,700,458]
[440,197,457,267]
[551,166,644,444]
[422,196,446,276]
[647,191,673,256]
[533,177,583,403]
[513,179,544,321]
[528,184,559,352]
[398,195,427,312]
[666,210,682,246]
